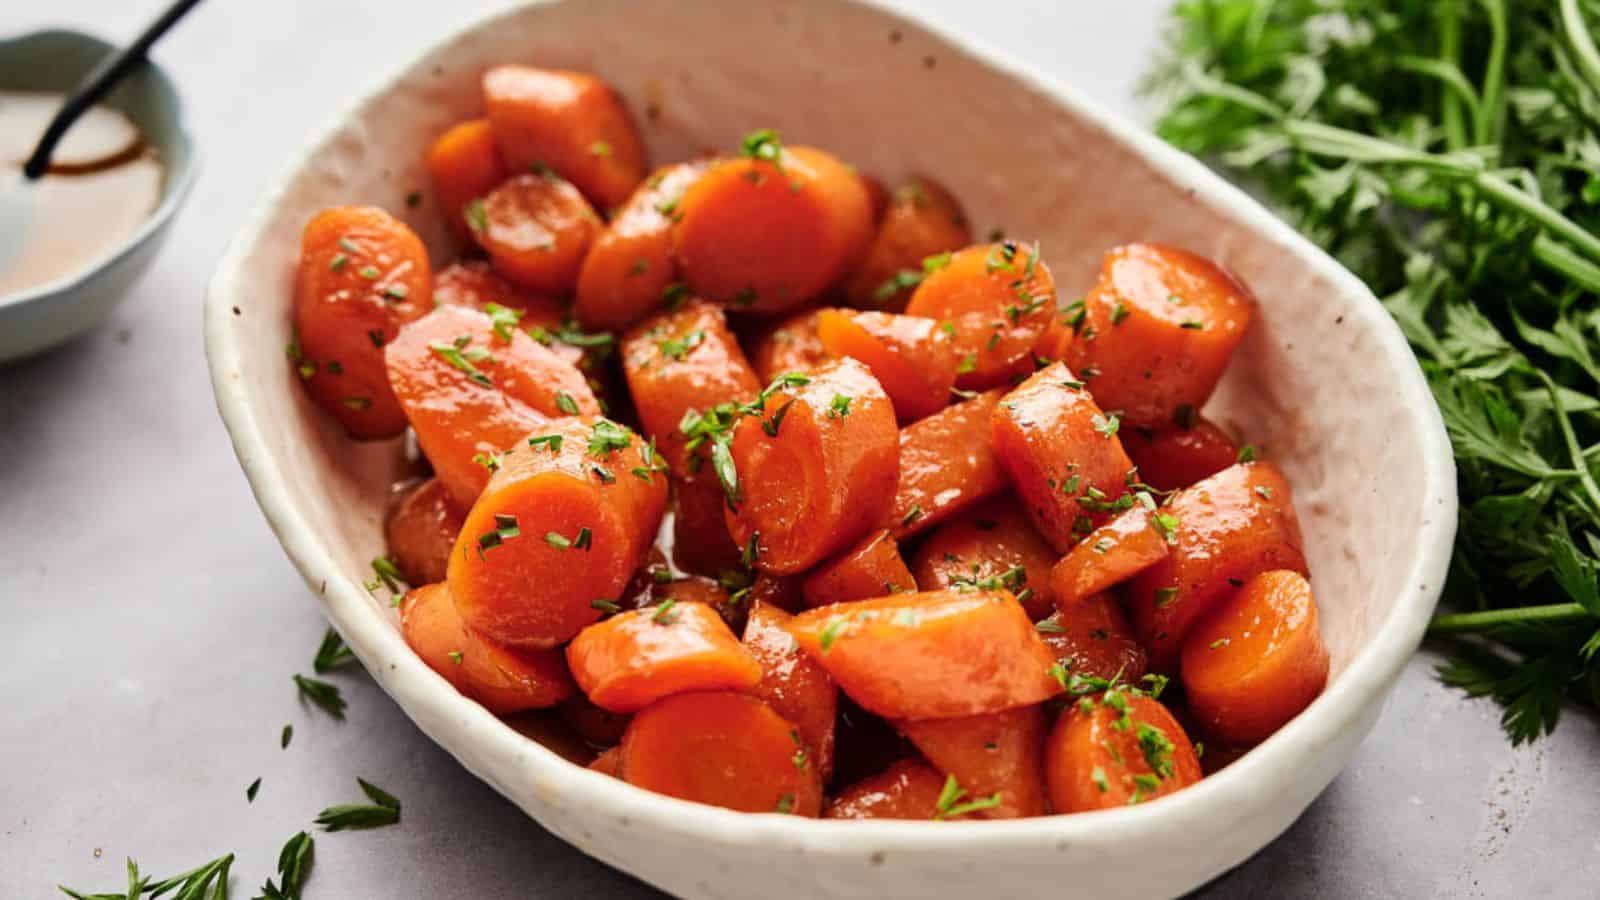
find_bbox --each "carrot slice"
[909,495,1058,620]
[432,259,564,321]
[800,529,917,609]
[292,206,432,439]
[399,583,575,714]
[385,304,599,508]
[588,746,623,777]
[889,388,1008,538]
[651,573,746,634]
[385,478,466,587]
[425,119,510,244]
[1127,462,1308,670]
[469,171,600,294]
[1045,689,1202,812]
[482,65,645,210]
[991,361,1136,552]
[1123,417,1241,492]
[620,691,823,815]
[1036,594,1148,684]
[559,695,632,749]
[566,601,761,713]
[743,601,839,783]
[1049,505,1171,610]
[447,416,668,647]
[726,358,900,574]
[897,704,1048,818]
[1064,244,1255,428]
[824,758,956,820]
[905,241,1055,389]
[786,590,1059,719]
[747,309,832,383]
[674,139,873,313]
[748,572,805,614]
[1181,570,1328,745]
[574,161,709,330]
[816,309,957,422]
[668,471,744,579]
[844,176,972,311]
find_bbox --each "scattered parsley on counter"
[315,778,402,832]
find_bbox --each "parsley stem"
[1540,372,1600,520]
[1531,235,1600,296]
[1474,0,1508,145]
[1394,55,1481,136]
[1429,602,1593,635]
[1559,0,1600,99]
[1437,5,1469,151]
[1472,172,1600,269]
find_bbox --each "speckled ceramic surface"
[204,1,1457,897]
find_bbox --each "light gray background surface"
[3,1,1599,897]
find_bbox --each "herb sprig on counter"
[1150,0,1600,742]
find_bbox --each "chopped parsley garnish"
[1237,444,1257,463]
[477,514,521,558]
[247,778,261,803]
[658,329,705,360]
[472,451,503,472]
[463,198,488,233]
[314,778,401,831]
[588,419,634,457]
[485,302,523,342]
[900,505,924,527]
[651,599,680,625]
[817,616,851,653]
[528,433,564,453]
[428,338,494,386]
[293,674,346,720]
[556,392,580,415]
[933,774,1003,819]
[1091,412,1121,439]
[591,599,622,614]
[589,140,612,158]
[312,627,355,674]
[740,128,783,164]
[827,394,852,418]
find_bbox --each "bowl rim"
[0,27,201,311]
[205,0,1457,860]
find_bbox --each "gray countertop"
[4,1,1599,897]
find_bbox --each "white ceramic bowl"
[205,2,1457,897]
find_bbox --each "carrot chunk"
[567,601,761,713]
[1049,505,1171,610]
[905,241,1055,389]
[1181,570,1328,745]
[1123,417,1241,492]
[574,161,709,330]
[817,309,957,422]
[669,470,745,578]
[897,704,1048,818]
[399,583,575,714]
[747,309,832,383]
[588,746,622,777]
[743,601,839,783]
[786,590,1059,720]
[385,478,465,587]
[432,259,564,321]
[800,529,917,608]
[1045,689,1202,812]
[425,119,510,244]
[909,495,1058,620]
[824,759,960,820]
[650,574,746,634]
[559,695,631,749]
[1036,594,1148,683]
[620,691,823,815]
[469,171,601,294]
[446,416,668,647]
[844,176,972,311]
[889,388,1008,538]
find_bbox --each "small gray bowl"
[0,28,197,362]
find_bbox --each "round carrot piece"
[897,705,1048,818]
[575,161,708,330]
[817,308,957,422]
[651,574,745,634]
[588,745,623,777]
[399,583,575,714]
[726,358,899,574]
[620,691,823,815]
[909,495,1058,620]
[800,529,917,609]
[743,600,839,783]
[824,758,957,820]
[1046,689,1202,813]
[385,304,599,508]
[747,309,831,383]
[905,241,1055,389]
[567,601,761,713]
[292,206,432,439]
[1123,417,1241,492]
[785,590,1060,720]
[447,416,668,647]
[889,388,1008,538]
[425,118,510,244]
[1064,244,1255,428]
[1036,594,1148,684]
[669,471,745,578]
[559,695,631,750]
[844,176,972,311]
[859,172,891,224]
[482,65,645,210]
[1181,570,1328,745]
[991,361,1136,553]
[674,136,873,313]
[1127,462,1308,670]
[1049,505,1171,610]
[385,478,466,587]
[469,172,600,294]
[433,259,565,321]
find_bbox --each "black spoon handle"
[22,0,205,179]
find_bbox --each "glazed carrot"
[588,746,622,777]
[800,529,917,609]
[385,305,599,508]
[399,583,575,714]
[991,362,1136,553]
[425,119,510,244]
[1063,244,1255,428]
[559,695,632,749]
[674,135,873,313]
[1045,689,1202,812]
[844,176,972,311]
[566,601,761,713]
[743,601,839,783]
[897,705,1047,819]
[620,691,823,815]
[292,206,432,438]
[786,590,1059,719]
[1049,505,1171,610]
[621,300,762,475]
[468,171,601,294]
[447,416,668,647]
[1127,462,1308,670]
[889,388,1008,539]
[670,472,745,578]
[1123,417,1241,492]
[747,309,831,383]
[909,495,1058,620]
[1181,570,1328,745]
[748,572,805,615]
[859,172,890,224]
[652,574,746,633]
[824,758,957,820]
[482,65,645,210]
[816,309,957,422]
[726,358,899,574]
[904,241,1055,389]
[574,161,709,330]
[433,259,565,322]
[1036,594,1148,683]
[385,478,466,587]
